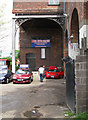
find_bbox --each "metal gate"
[26,53,36,71]
[63,56,75,112]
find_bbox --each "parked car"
[45,66,64,79]
[13,64,33,84]
[57,67,64,78]
[48,66,58,70]
[0,66,13,83]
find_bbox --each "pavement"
[0,71,69,119]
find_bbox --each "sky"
[0,0,19,57]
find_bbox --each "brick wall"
[12,1,64,15]
[65,2,85,36]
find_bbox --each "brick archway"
[20,18,64,69]
[70,8,79,44]
[68,8,80,60]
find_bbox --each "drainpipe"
[63,0,70,56]
[64,14,69,54]
[63,0,65,14]
[63,0,69,43]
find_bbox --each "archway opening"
[20,18,64,69]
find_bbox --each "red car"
[45,66,64,79]
[13,69,33,84]
[48,66,58,70]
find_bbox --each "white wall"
[68,42,80,60]
[68,25,88,59]
[79,25,88,49]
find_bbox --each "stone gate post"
[75,49,88,113]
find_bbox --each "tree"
[0,0,12,57]
[10,50,20,60]
[0,2,6,27]
[15,50,20,60]
[0,1,10,36]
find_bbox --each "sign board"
[20,64,29,69]
[31,39,51,47]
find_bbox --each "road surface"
[0,72,69,118]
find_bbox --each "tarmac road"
[0,72,69,118]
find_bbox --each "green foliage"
[15,50,20,59]
[75,112,88,119]
[2,56,12,61]
[2,50,20,61]
[64,111,88,120]
[10,50,20,59]
[64,111,76,118]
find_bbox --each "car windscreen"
[16,69,30,74]
[48,69,58,72]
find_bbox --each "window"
[41,48,45,59]
[48,0,59,5]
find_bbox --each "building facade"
[12,0,65,70]
[12,0,88,113]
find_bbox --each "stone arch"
[70,8,79,44]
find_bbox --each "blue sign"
[20,64,29,69]
[31,39,51,47]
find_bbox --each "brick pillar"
[75,49,88,113]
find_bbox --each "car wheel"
[30,78,32,83]
[6,78,9,84]
[31,78,33,82]
[60,76,63,79]
[31,76,33,81]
